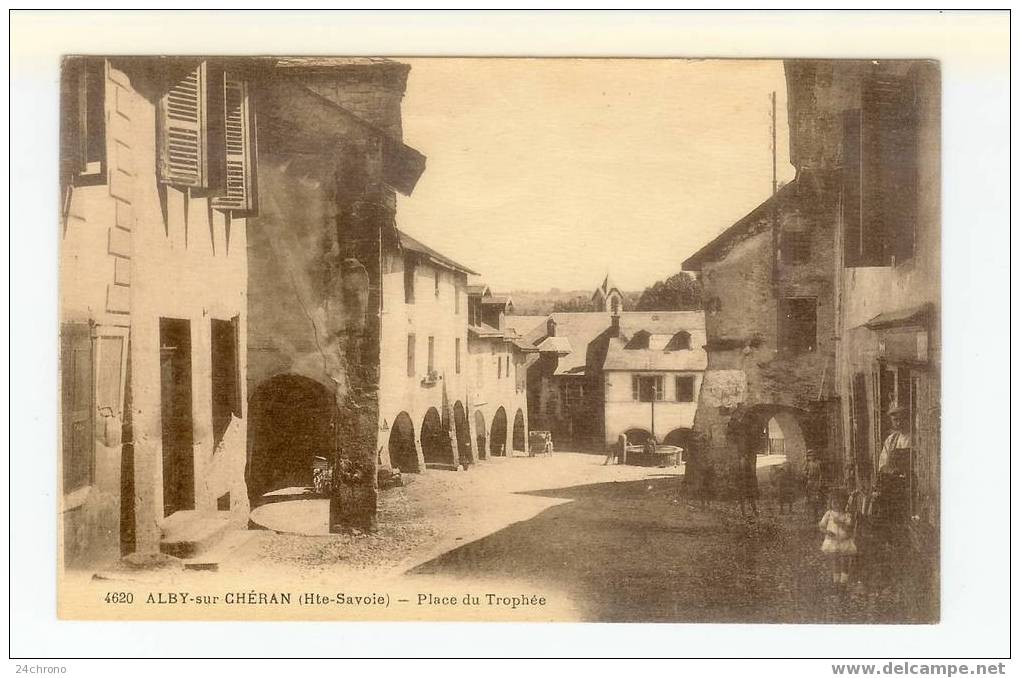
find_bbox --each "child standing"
[818,487,857,591]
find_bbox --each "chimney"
[546,317,557,338]
[610,314,620,338]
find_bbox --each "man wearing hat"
[879,403,911,476]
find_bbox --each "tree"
[550,295,592,313]
[635,272,703,311]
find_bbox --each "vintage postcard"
[55,53,942,625]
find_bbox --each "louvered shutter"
[212,75,256,212]
[159,63,206,187]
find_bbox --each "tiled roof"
[503,315,547,337]
[603,337,708,372]
[536,336,573,355]
[397,230,478,275]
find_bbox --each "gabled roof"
[682,181,798,271]
[466,284,491,297]
[481,295,512,306]
[536,336,573,355]
[603,337,708,372]
[397,230,478,275]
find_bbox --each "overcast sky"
[396,58,796,293]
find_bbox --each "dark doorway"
[160,318,194,517]
[490,407,507,457]
[247,374,335,505]
[474,410,487,459]
[453,401,471,465]
[420,407,452,465]
[663,428,695,460]
[388,412,419,473]
[512,409,526,453]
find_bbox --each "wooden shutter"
[212,74,256,212]
[158,63,207,188]
[61,323,94,493]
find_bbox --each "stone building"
[517,283,706,452]
[463,285,535,461]
[60,58,253,567]
[377,229,475,473]
[785,60,941,611]
[245,58,425,530]
[682,174,841,475]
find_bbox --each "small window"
[434,268,440,297]
[782,231,811,265]
[217,493,231,511]
[406,334,416,377]
[60,57,107,187]
[404,257,416,304]
[427,336,435,373]
[211,317,241,448]
[455,338,461,375]
[675,375,695,402]
[780,297,817,353]
[454,285,461,315]
[497,355,503,379]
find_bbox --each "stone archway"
[490,407,508,457]
[388,412,419,473]
[624,427,654,446]
[453,401,471,465]
[247,374,335,506]
[663,427,695,452]
[474,410,487,460]
[512,408,526,454]
[420,407,451,466]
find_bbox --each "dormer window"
[625,330,650,350]
[665,331,692,351]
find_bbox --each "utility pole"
[770,90,781,340]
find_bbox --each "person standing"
[804,449,825,521]
[605,432,626,466]
[879,404,911,476]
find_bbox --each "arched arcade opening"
[474,410,487,459]
[247,374,335,506]
[388,411,419,473]
[453,401,471,465]
[512,409,526,454]
[490,407,508,457]
[420,407,453,466]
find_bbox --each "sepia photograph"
[7,7,1011,665]
[56,53,941,625]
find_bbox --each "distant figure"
[736,450,759,518]
[773,463,796,514]
[605,432,627,466]
[804,449,826,521]
[819,487,857,592]
[879,403,911,477]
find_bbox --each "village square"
[58,56,940,623]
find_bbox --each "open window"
[60,57,107,189]
[780,297,817,354]
[842,71,919,268]
[632,375,664,402]
[404,256,416,304]
[675,375,695,402]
